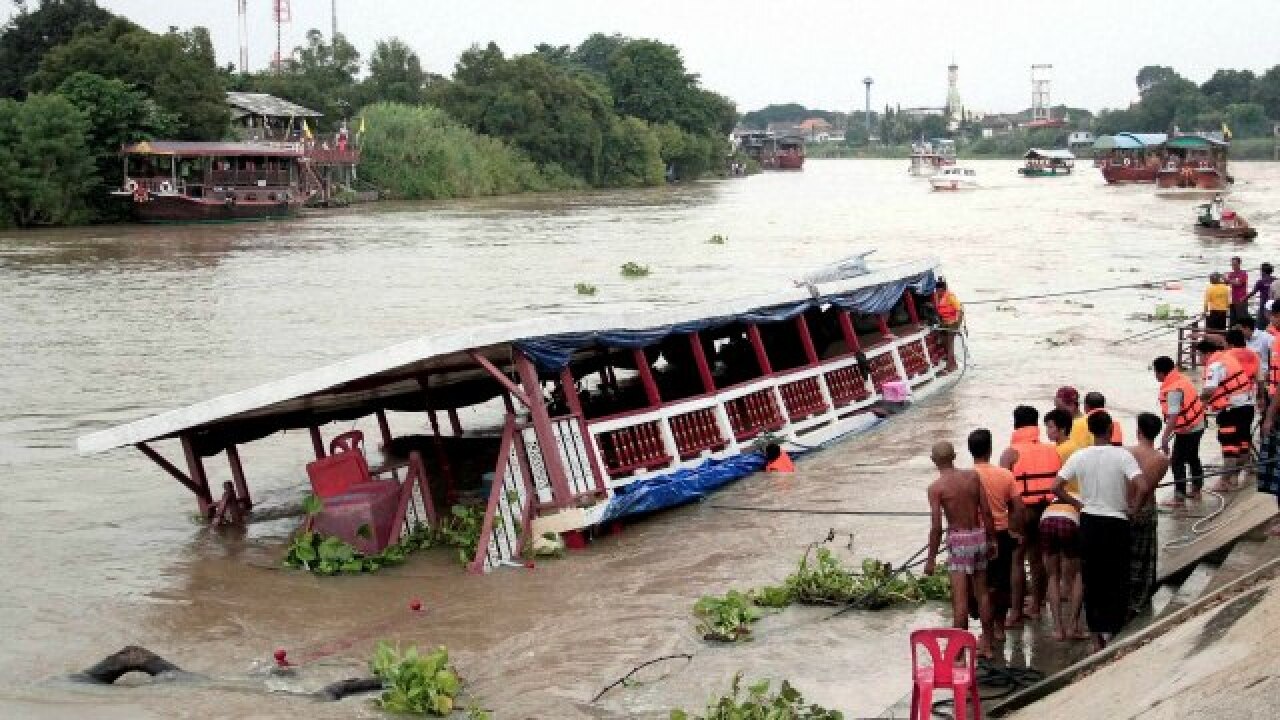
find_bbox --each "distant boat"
[735,132,805,171]
[929,166,979,191]
[1019,148,1075,177]
[908,138,956,177]
[775,136,805,170]
[1194,204,1256,240]
[1156,132,1233,197]
[1095,133,1167,184]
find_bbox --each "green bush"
[693,590,762,642]
[670,674,842,720]
[370,642,465,716]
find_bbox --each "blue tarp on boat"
[515,271,936,371]
[599,452,768,523]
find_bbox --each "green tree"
[1224,102,1269,138]
[0,0,114,99]
[363,38,426,106]
[601,116,664,186]
[248,30,361,127]
[1201,69,1256,107]
[570,33,628,77]
[0,93,96,226]
[606,39,732,136]
[1136,65,1182,93]
[29,18,228,139]
[1251,65,1280,120]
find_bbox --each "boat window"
[758,319,810,373]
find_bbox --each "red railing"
[597,420,671,477]
[725,388,785,441]
[670,407,727,458]
[779,376,829,420]
[306,147,360,164]
[899,339,931,378]
[825,364,871,407]
[868,353,901,389]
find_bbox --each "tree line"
[0,0,737,227]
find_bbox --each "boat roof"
[120,141,304,158]
[1095,133,1167,150]
[76,257,938,455]
[1168,133,1228,149]
[225,91,322,119]
[1024,148,1075,160]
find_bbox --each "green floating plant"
[670,673,843,720]
[620,261,651,277]
[575,282,598,295]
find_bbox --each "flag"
[302,118,313,140]
[1222,122,1233,141]
[358,116,366,135]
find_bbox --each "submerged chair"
[306,450,374,498]
[909,628,982,720]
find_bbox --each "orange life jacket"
[1159,369,1206,434]
[766,450,795,473]
[1085,407,1124,446]
[1204,351,1250,412]
[1008,426,1063,506]
[935,291,960,324]
[1229,346,1260,386]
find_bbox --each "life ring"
[1122,157,1131,167]
[125,179,138,193]
[159,181,172,194]
[132,185,148,203]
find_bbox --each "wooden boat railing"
[584,327,940,486]
[470,416,539,573]
[1175,315,1206,371]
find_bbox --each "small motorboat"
[1194,206,1257,240]
[929,166,979,191]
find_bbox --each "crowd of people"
[923,260,1280,657]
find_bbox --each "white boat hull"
[929,178,979,191]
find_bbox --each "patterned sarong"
[947,527,988,574]
[1260,427,1280,497]
[1128,503,1158,618]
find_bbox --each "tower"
[272,0,292,73]
[863,77,873,138]
[946,62,962,121]
[237,0,248,73]
[331,0,338,40]
[1032,64,1053,123]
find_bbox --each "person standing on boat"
[970,428,1024,644]
[1226,257,1249,326]
[1248,263,1274,325]
[1053,411,1146,651]
[1127,413,1168,619]
[934,278,964,372]
[1153,356,1207,511]
[1197,337,1253,493]
[1203,273,1230,333]
[999,406,1062,628]
[924,441,997,657]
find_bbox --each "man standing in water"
[924,441,997,657]
[1128,413,1168,619]
[1054,411,1145,651]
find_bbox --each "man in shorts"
[924,441,997,657]
[970,428,1025,642]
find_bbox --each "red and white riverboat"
[78,255,960,573]
[1094,132,1167,184]
[1155,132,1233,197]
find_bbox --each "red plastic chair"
[329,430,365,456]
[306,451,373,498]
[909,628,982,720]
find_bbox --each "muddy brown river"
[2,158,1277,718]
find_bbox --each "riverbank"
[805,136,1278,161]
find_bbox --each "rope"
[709,504,930,517]
[964,269,1250,306]
[928,661,1046,718]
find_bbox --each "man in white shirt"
[1053,410,1148,650]
[1240,315,1273,412]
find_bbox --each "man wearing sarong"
[1127,413,1168,619]
[1054,411,1147,651]
[1258,382,1280,537]
[925,441,997,657]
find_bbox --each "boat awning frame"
[1024,148,1076,161]
[76,257,939,456]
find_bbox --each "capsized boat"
[929,166,979,191]
[1019,148,1075,177]
[1156,132,1233,197]
[909,138,956,177]
[114,141,304,223]
[1095,133,1167,184]
[77,256,961,573]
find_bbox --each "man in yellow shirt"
[1055,386,1093,450]
[1045,408,1083,461]
[1204,272,1230,333]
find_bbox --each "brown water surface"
[1,159,1276,718]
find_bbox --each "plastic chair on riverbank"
[909,628,982,720]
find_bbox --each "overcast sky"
[17,1,1280,114]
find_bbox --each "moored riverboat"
[77,255,960,573]
[775,136,805,169]
[115,141,304,223]
[908,138,956,177]
[1155,132,1232,197]
[1094,132,1166,184]
[1019,148,1075,177]
[736,132,805,170]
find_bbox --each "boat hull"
[1101,163,1159,184]
[124,193,302,223]
[1194,224,1257,240]
[1019,168,1072,177]
[775,154,805,170]
[929,178,978,191]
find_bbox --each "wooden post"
[878,314,894,339]
[514,352,575,508]
[746,324,773,375]
[904,292,919,324]
[447,408,462,436]
[180,435,213,516]
[839,311,862,353]
[419,377,458,504]
[689,332,716,393]
[375,409,393,448]
[308,426,325,459]
[795,314,819,365]
[226,444,251,509]
[632,347,662,407]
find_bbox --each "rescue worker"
[1083,392,1124,446]
[999,405,1063,628]
[764,443,795,472]
[1154,356,1207,511]
[1216,330,1260,491]
[934,277,964,373]
[1197,338,1253,492]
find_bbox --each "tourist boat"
[775,137,805,170]
[928,166,979,191]
[114,141,304,223]
[736,132,804,171]
[908,139,956,177]
[1094,133,1167,184]
[1018,148,1075,177]
[1156,132,1232,197]
[77,255,959,573]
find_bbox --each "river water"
[1,159,1276,718]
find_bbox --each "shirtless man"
[924,441,997,657]
[1127,412,1169,619]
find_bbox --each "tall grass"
[357,102,583,200]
